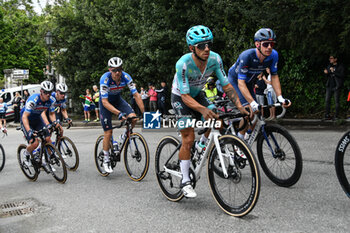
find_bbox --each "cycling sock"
[180,160,191,184]
[237,132,245,140]
[103,150,110,162]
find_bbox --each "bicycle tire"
[17,144,38,181]
[0,144,5,172]
[44,143,67,183]
[207,134,260,217]
[57,136,80,171]
[155,136,184,202]
[94,135,110,177]
[256,124,302,187]
[123,132,150,181]
[335,131,350,198]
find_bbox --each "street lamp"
[44,31,55,86]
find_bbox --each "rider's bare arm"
[133,92,145,114]
[22,112,31,132]
[41,110,51,125]
[270,74,282,97]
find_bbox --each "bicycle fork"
[261,125,280,158]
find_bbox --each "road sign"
[12,69,29,80]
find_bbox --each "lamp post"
[44,31,55,86]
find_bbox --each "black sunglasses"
[42,90,52,95]
[261,41,275,48]
[58,91,66,95]
[195,41,213,50]
[111,67,123,73]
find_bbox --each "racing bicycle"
[217,99,302,187]
[335,130,350,198]
[17,126,67,183]
[52,121,79,171]
[155,112,260,217]
[94,117,150,181]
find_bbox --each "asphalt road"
[0,126,349,233]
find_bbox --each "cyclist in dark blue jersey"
[99,57,145,173]
[171,25,247,198]
[21,81,62,167]
[228,28,291,139]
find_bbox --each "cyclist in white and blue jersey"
[99,57,145,173]
[0,98,8,133]
[47,83,72,125]
[20,81,62,166]
[228,28,291,139]
[171,25,247,198]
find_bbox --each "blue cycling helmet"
[254,28,276,41]
[186,25,213,46]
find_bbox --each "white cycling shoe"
[103,161,113,173]
[181,182,197,198]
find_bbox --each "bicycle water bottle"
[112,140,119,151]
[195,141,206,154]
[244,129,252,141]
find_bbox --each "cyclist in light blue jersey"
[99,57,144,173]
[227,28,291,139]
[171,25,247,198]
[20,81,62,167]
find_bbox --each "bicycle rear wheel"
[155,136,184,202]
[17,144,38,181]
[257,124,302,187]
[44,143,67,183]
[335,131,350,198]
[123,133,149,181]
[94,135,110,177]
[0,144,4,172]
[207,135,260,217]
[57,136,79,171]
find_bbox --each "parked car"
[0,84,41,119]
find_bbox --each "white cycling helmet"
[40,80,54,92]
[56,83,68,93]
[108,57,123,68]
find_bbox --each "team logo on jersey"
[143,110,161,129]
[104,77,108,84]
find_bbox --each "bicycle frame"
[226,103,286,156]
[163,127,232,181]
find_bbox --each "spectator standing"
[148,84,158,112]
[92,85,100,122]
[140,87,149,112]
[21,90,30,108]
[203,77,221,102]
[324,55,345,120]
[0,98,8,133]
[13,92,22,123]
[79,89,93,123]
[254,72,267,117]
[264,67,277,120]
[156,81,168,116]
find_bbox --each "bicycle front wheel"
[207,134,260,217]
[123,133,150,181]
[44,143,67,183]
[335,131,350,198]
[17,144,38,181]
[155,136,184,202]
[257,124,302,187]
[94,135,110,177]
[0,144,5,172]
[57,136,79,171]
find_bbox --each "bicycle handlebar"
[111,116,138,129]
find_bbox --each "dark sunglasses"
[261,41,275,48]
[111,67,123,73]
[42,90,52,95]
[195,41,213,50]
[58,91,66,95]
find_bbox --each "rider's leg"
[179,127,195,183]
